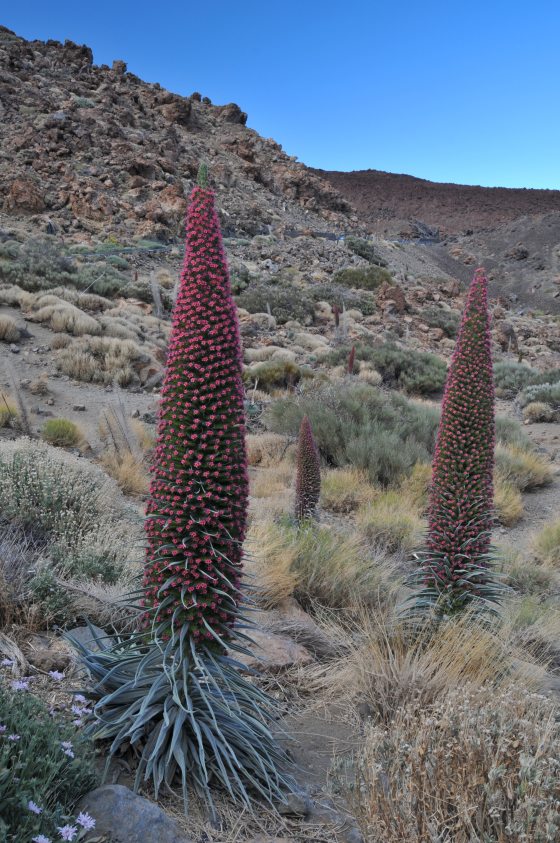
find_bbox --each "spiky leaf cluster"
[142,184,249,646]
[294,415,321,522]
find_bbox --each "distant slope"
[312,168,560,236]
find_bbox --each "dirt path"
[496,400,560,552]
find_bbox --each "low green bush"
[345,236,387,267]
[41,418,82,447]
[0,683,97,841]
[244,359,310,392]
[329,344,447,395]
[519,381,560,409]
[333,265,392,291]
[265,381,439,486]
[421,306,460,338]
[494,362,538,397]
[0,439,141,586]
[235,283,316,325]
[309,284,377,316]
[494,362,560,399]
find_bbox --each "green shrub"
[41,418,83,447]
[244,359,309,392]
[0,237,76,292]
[265,381,439,486]
[519,381,560,409]
[309,284,377,316]
[494,362,560,399]
[236,283,316,325]
[420,306,460,338]
[333,265,392,291]
[493,362,537,397]
[494,416,531,450]
[0,439,140,585]
[329,344,447,395]
[0,683,97,841]
[74,261,128,297]
[345,236,387,266]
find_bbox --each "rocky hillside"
[1,24,559,318]
[315,167,560,237]
[0,25,351,245]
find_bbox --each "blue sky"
[3,1,560,189]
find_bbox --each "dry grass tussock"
[494,476,524,526]
[0,313,20,342]
[495,442,553,490]
[498,544,560,595]
[320,467,377,513]
[340,684,560,843]
[26,293,102,336]
[98,403,150,496]
[100,450,149,496]
[532,519,560,567]
[246,432,293,467]
[246,519,398,610]
[0,391,17,428]
[308,607,549,723]
[55,335,152,386]
[357,489,424,554]
[250,460,293,500]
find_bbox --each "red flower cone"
[295,415,321,522]
[406,268,504,615]
[143,180,248,645]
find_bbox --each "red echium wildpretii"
[142,180,249,645]
[410,268,503,614]
[294,415,321,522]
[70,169,292,813]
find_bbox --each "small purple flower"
[48,670,65,681]
[73,694,87,704]
[7,734,20,741]
[72,719,83,727]
[60,740,75,759]
[32,836,51,843]
[1,658,14,666]
[57,825,77,841]
[0,724,6,733]
[28,800,43,814]
[76,811,96,830]
[10,679,29,691]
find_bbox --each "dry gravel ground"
[0,306,157,450]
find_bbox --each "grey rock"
[79,784,192,843]
[66,624,112,653]
[73,403,86,411]
[306,799,364,843]
[276,787,312,817]
[9,344,19,353]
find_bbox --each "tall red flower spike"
[70,172,291,814]
[143,182,249,645]
[347,345,356,375]
[295,415,321,522]
[409,268,503,614]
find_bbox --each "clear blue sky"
[3,1,560,189]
